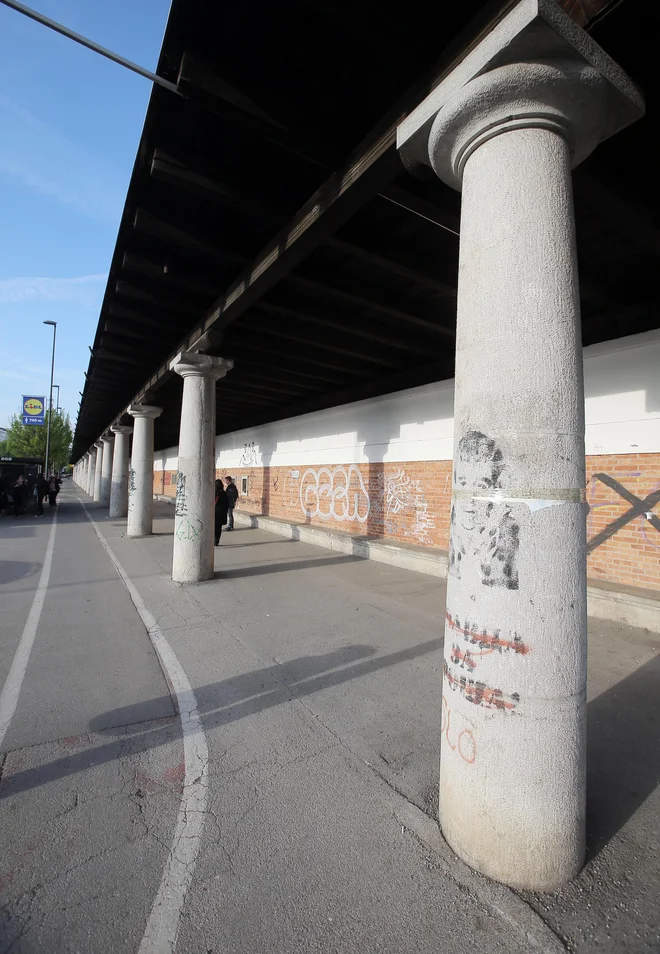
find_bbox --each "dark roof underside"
[73,0,660,459]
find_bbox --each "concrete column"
[169,352,233,583]
[85,453,93,495]
[92,441,104,502]
[109,425,133,519]
[126,405,162,537]
[397,5,643,891]
[99,435,114,507]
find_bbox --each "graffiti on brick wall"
[385,468,436,545]
[239,442,259,467]
[587,472,660,552]
[300,465,370,523]
[284,470,300,508]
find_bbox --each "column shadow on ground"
[585,651,660,860]
[0,637,439,800]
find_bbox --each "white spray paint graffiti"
[300,465,370,524]
[385,468,436,545]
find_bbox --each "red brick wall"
[156,453,660,591]
[586,453,660,591]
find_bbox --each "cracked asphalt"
[1,487,659,953]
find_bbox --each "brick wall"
[586,453,660,591]
[157,452,660,591]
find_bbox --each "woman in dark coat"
[214,479,229,547]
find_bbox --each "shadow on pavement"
[0,637,439,800]
[215,553,364,579]
[0,561,40,584]
[586,651,660,859]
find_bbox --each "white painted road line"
[0,509,58,750]
[77,499,209,954]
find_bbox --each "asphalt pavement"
[0,485,658,953]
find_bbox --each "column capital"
[94,440,104,450]
[169,351,233,381]
[128,403,163,420]
[397,0,643,189]
[111,424,133,436]
[101,432,115,444]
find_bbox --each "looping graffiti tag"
[300,465,370,524]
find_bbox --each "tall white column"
[93,441,104,502]
[169,352,233,583]
[397,4,643,891]
[109,425,133,519]
[85,453,93,495]
[127,405,162,537]
[99,435,114,507]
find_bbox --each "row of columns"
[73,353,232,584]
[72,2,642,895]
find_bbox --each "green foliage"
[6,409,73,471]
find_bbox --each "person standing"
[214,479,229,547]
[12,476,28,517]
[225,475,238,531]
[47,473,61,508]
[35,474,49,516]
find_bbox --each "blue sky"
[0,0,171,431]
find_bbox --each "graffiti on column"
[174,472,188,516]
[128,469,136,511]
[239,442,259,467]
[449,430,520,589]
[300,465,370,523]
[175,517,202,541]
[442,695,477,764]
[587,472,660,552]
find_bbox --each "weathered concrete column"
[398,2,643,891]
[126,405,162,537]
[99,435,114,507]
[85,453,93,496]
[169,352,233,583]
[109,425,133,519]
[92,441,104,502]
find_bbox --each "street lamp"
[43,321,57,475]
[53,384,60,412]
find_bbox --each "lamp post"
[53,384,60,412]
[43,321,57,475]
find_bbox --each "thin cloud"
[0,94,126,225]
[0,274,107,304]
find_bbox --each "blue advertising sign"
[22,395,46,426]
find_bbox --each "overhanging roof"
[72,0,660,460]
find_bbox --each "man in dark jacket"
[225,475,238,530]
[35,474,49,516]
[214,479,229,547]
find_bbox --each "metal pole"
[53,384,60,412]
[44,322,57,476]
[0,0,180,95]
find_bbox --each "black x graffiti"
[587,473,660,553]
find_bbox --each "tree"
[6,409,73,471]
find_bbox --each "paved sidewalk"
[1,489,658,952]
[106,497,660,953]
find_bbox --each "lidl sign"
[22,395,46,426]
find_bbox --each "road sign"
[22,395,46,426]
